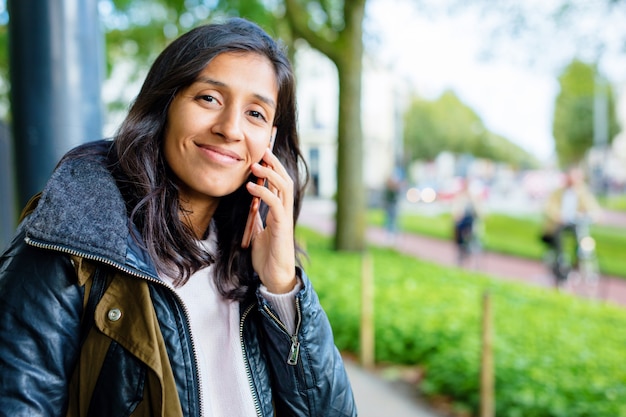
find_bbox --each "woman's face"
[164,51,278,209]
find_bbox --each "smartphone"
[241,131,277,248]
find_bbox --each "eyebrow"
[196,76,277,109]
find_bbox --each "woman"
[0,18,356,417]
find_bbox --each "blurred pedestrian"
[383,174,402,242]
[0,18,356,416]
[452,178,484,267]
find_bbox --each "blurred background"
[1,1,626,416]
[1,0,625,248]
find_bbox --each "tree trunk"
[283,0,367,251]
[334,31,365,251]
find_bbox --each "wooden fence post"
[480,291,495,417]
[360,251,375,369]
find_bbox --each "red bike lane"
[299,198,626,308]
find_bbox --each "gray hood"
[24,142,157,278]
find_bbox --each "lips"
[196,143,243,164]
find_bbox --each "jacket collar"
[23,140,159,279]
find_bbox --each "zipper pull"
[287,336,300,366]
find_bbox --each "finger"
[250,162,292,202]
[246,180,282,209]
[260,148,290,179]
[250,211,265,243]
[267,181,280,196]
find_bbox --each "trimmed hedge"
[297,227,626,417]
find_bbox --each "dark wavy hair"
[112,18,308,300]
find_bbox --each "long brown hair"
[113,18,308,300]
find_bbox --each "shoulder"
[1,224,82,312]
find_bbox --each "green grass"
[599,194,626,211]
[368,209,626,278]
[296,227,626,417]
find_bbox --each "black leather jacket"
[0,141,356,416]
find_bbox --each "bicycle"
[543,217,600,296]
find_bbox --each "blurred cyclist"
[452,177,484,267]
[540,166,602,284]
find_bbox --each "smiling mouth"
[197,144,243,164]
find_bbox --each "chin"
[210,183,246,198]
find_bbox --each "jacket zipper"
[25,236,206,417]
[262,298,302,365]
[240,303,263,417]
[240,296,303,417]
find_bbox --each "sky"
[364,0,626,163]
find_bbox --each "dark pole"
[8,0,103,209]
[0,122,15,250]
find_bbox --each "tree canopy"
[552,58,620,167]
[403,90,538,169]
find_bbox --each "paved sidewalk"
[299,197,626,307]
[343,357,446,417]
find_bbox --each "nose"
[212,106,244,142]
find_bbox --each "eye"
[248,110,267,122]
[198,95,217,103]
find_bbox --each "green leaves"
[403,90,539,167]
[552,59,620,168]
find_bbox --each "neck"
[180,198,218,239]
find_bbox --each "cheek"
[162,127,191,184]
[162,130,178,169]
[249,138,272,163]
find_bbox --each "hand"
[246,148,297,294]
